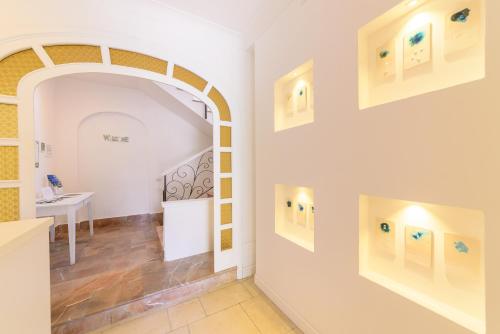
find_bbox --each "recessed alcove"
[359,195,485,333]
[274,60,314,132]
[358,0,485,110]
[275,184,314,252]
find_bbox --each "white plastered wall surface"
[254,0,500,333]
[35,76,212,220]
[0,0,255,277]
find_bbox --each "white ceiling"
[153,0,294,42]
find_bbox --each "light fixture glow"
[404,205,430,226]
[407,0,418,7]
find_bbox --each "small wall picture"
[404,23,432,71]
[285,199,293,222]
[444,233,481,287]
[405,226,433,269]
[296,84,308,113]
[445,1,481,57]
[307,204,315,231]
[376,40,396,81]
[373,218,396,258]
[296,202,307,226]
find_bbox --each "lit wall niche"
[275,184,314,252]
[274,60,314,132]
[358,0,485,110]
[359,195,485,333]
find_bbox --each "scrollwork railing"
[163,150,213,201]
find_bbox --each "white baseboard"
[254,275,320,334]
[239,264,255,279]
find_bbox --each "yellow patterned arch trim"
[220,126,231,148]
[0,188,20,222]
[0,146,19,180]
[221,228,233,251]
[221,178,232,199]
[208,87,231,122]
[0,104,18,138]
[173,65,208,92]
[44,45,102,65]
[0,49,44,96]
[220,152,232,173]
[110,48,167,74]
[221,203,232,225]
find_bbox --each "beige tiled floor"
[93,278,303,334]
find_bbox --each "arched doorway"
[0,43,236,273]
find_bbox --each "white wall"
[254,0,500,333]
[33,80,57,193]
[34,76,212,219]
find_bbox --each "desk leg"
[88,201,94,237]
[49,223,55,243]
[68,209,76,265]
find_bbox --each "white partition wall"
[254,0,500,333]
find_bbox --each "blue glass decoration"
[298,203,304,212]
[409,31,425,47]
[380,222,391,233]
[412,230,428,240]
[286,200,292,208]
[47,174,63,188]
[454,241,469,254]
[379,50,390,59]
[451,8,470,23]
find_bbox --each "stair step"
[51,267,237,334]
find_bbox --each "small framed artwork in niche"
[372,218,396,259]
[445,2,481,58]
[444,233,481,288]
[275,184,315,252]
[405,225,433,270]
[376,40,396,82]
[274,60,314,132]
[403,23,432,71]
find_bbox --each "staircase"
[160,147,214,202]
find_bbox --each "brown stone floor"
[50,215,214,330]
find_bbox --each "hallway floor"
[92,278,303,334]
[50,215,215,330]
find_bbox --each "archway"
[0,43,235,272]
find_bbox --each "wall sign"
[103,134,129,143]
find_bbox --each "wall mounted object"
[359,195,485,333]
[358,0,485,109]
[275,184,314,252]
[403,23,432,71]
[274,60,314,132]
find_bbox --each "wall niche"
[359,194,485,333]
[274,60,314,132]
[358,0,485,109]
[275,184,314,252]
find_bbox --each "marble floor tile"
[167,326,189,334]
[241,295,295,334]
[100,309,170,334]
[167,298,206,330]
[189,305,260,334]
[50,216,214,328]
[241,277,263,297]
[199,282,252,315]
[95,276,300,334]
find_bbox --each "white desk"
[36,192,94,265]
